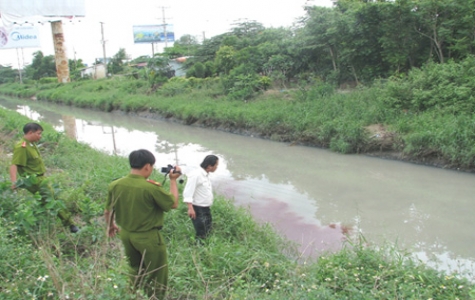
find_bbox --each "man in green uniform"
[104,149,180,299]
[9,122,78,233]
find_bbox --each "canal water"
[1,97,474,278]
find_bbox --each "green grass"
[2,70,475,169]
[0,107,474,299]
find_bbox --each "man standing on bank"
[10,122,79,233]
[105,149,180,299]
[183,154,219,240]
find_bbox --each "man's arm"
[104,210,119,237]
[168,167,181,209]
[182,171,198,219]
[9,165,18,189]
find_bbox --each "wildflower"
[458,285,464,289]
[114,285,118,289]
[264,262,270,268]
[301,273,306,277]
[107,278,112,281]
[48,292,54,297]
[265,289,269,293]
[325,278,331,281]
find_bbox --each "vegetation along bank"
[2,0,475,171]
[1,104,474,299]
[2,55,475,172]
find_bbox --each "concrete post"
[51,21,70,83]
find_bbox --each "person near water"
[10,122,79,233]
[183,154,219,240]
[104,149,180,299]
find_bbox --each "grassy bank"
[1,63,475,171]
[0,107,474,299]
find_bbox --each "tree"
[69,58,86,80]
[163,34,200,58]
[108,48,127,74]
[24,51,56,80]
[0,65,17,83]
[214,45,236,75]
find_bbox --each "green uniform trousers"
[119,228,168,299]
[25,176,74,227]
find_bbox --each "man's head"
[129,149,156,178]
[23,123,43,143]
[129,149,156,169]
[200,155,219,173]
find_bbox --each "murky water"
[1,97,474,278]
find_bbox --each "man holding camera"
[183,155,219,241]
[104,149,180,299]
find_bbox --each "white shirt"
[183,167,213,207]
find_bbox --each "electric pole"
[159,6,172,49]
[100,22,108,76]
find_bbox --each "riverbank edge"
[3,93,474,173]
[1,104,475,299]
[126,109,475,174]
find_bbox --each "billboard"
[0,26,41,49]
[0,0,85,17]
[133,25,175,44]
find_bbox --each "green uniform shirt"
[11,138,46,177]
[106,174,175,232]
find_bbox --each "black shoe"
[70,225,80,233]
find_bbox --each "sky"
[0,0,333,68]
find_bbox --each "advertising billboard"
[133,25,175,44]
[0,26,41,49]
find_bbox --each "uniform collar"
[22,137,34,146]
[127,174,146,179]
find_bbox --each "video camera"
[160,164,182,175]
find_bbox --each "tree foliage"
[108,48,127,75]
[0,65,17,83]
[24,51,56,80]
[176,0,475,89]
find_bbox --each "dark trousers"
[191,205,212,239]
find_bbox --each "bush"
[39,77,58,84]
[382,56,475,114]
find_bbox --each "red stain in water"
[218,183,352,259]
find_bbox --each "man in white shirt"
[183,155,219,240]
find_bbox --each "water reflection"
[1,98,474,278]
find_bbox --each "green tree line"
[164,0,475,87]
[3,0,475,90]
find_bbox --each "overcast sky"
[0,0,333,67]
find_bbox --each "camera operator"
[183,155,219,241]
[104,149,180,299]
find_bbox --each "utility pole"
[16,48,23,84]
[100,22,108,76]
[159,6,171,49]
